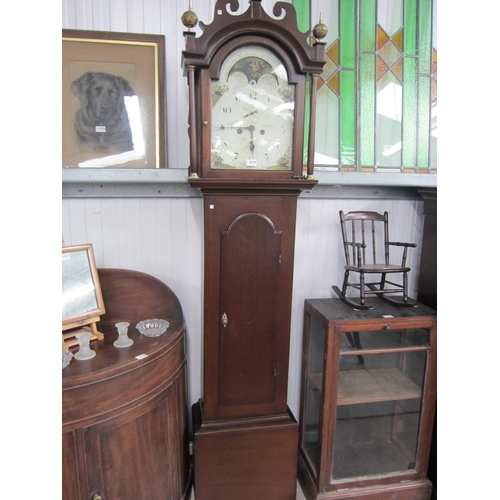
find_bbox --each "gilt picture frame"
[62,29,166,169]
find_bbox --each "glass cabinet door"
[331,327,430,482]
[301,315,327,475]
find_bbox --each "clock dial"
[211,46,295,170]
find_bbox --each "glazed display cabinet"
[298,298,436,500]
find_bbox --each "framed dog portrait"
[62,30,166,169]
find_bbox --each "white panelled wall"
[62,197,424,419]
[62,0,426,420]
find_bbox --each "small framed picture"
[62,243,105,328]
[62,30,166,169]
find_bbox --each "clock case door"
[202,193,298,421]
[198,36,306,180]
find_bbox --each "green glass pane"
[419,0,432,74]
[340,70,356,165]
[404,0,418,55]
[418,76,431,168]
[294,0,310,34]
[315,85,339,166]
[361,0,376,52]
[402,58,418,167]
[340,0,356,68]
[376,71,402,167]
[360,54,375,166]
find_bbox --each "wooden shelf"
[308,368,421,406]
[337,368,421,405]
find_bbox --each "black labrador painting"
[71,71,136,154]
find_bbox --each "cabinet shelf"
[310,367,421,406]
[338,368,421,405]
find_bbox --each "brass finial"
[181,1,198,31]
[312,13,328,41]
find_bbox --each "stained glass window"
[295,0,437,174]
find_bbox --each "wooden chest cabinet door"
[219,213,281,418]
[62,431,85,500]
[83,384,185,500]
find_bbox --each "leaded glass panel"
[305,0,437,173]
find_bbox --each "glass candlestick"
[114,321,134,348]
[74,331,96,360]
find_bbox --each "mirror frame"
[62,243,105,329]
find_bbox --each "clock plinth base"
[192,401,298,500]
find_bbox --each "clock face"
[211,46,295,170]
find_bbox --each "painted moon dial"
[211,45,295,170]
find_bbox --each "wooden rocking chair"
[332,210,417,310]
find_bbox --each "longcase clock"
[181,2,326,499]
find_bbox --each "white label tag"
[246,159,258,167]
[135,354,148,360]
[382,315,394,318]
[95,126,106,133]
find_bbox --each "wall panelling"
[62,196,424,418]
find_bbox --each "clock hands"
[248,125,255,157]
[216,123,268,158]
[218,124,265,135]
[217,124,255,132]
[217,109,258,131]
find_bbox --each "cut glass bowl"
[136,319,170,337]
